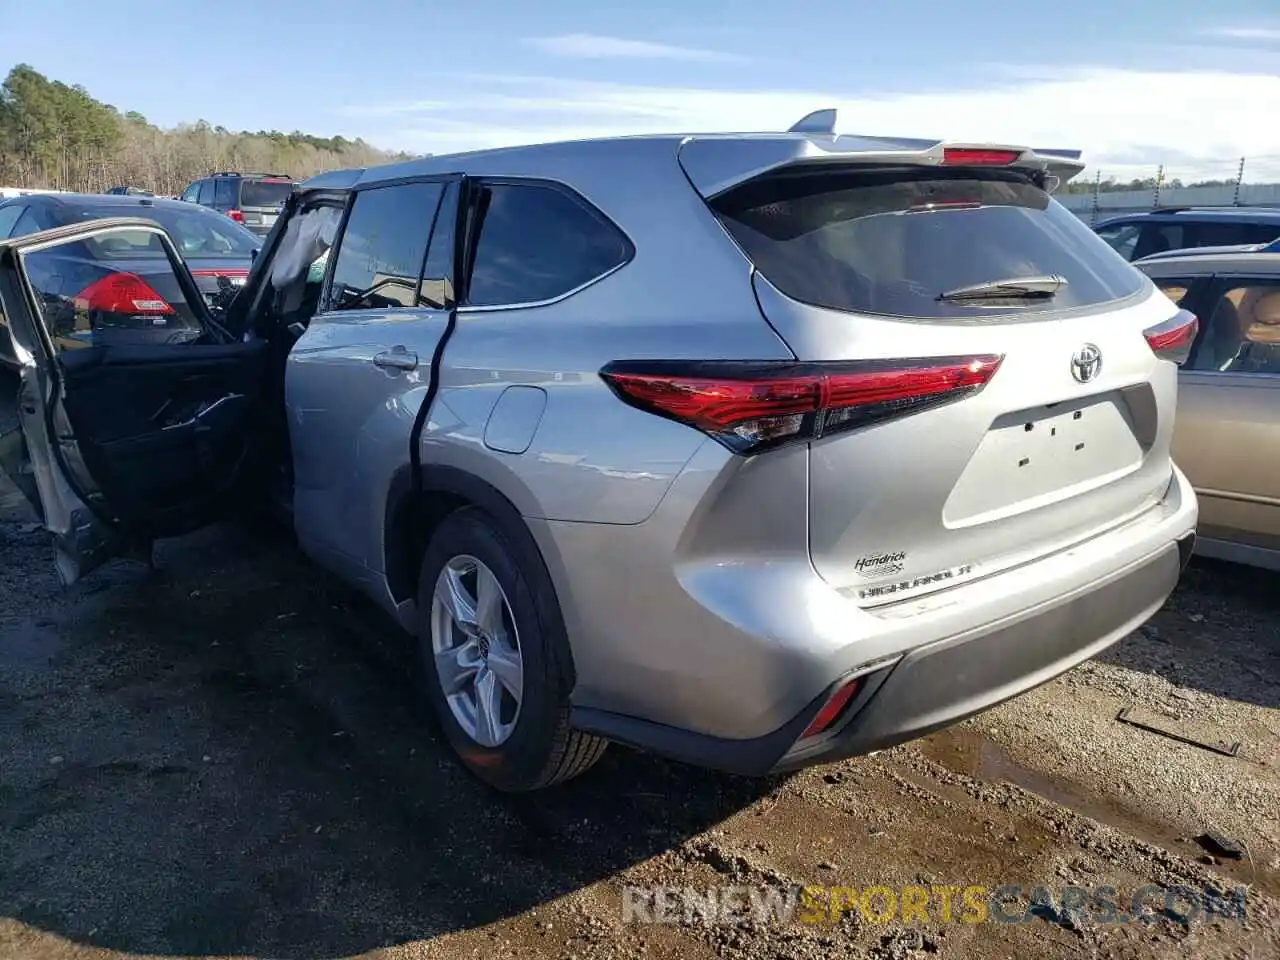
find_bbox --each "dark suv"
[1094,208,1280,261]
[180,172,294,236]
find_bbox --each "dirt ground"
[1,379,1278,960]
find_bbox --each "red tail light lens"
[226,209,245,222]
[941,148,1021,166]
[73,272,175,316]
[600,355,1003,454]
[1143,310,1198,365]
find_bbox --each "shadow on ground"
[0,518,775,958]
[1097,556,1280,710]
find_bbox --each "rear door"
[0,217,267,583]
[706,160,1185,603]
[1171,273,1280,560]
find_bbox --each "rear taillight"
[73,272,175,316]
[600,355,1003,454]
[1143,309,1198,365]
[941,147,1021,166]
[226,209,244,222]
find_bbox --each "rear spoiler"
[679,108,1086,198]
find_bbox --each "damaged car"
[0,113,1199,792]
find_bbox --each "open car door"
[0,217,268,584]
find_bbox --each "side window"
[1191,222,1280,248]
[1187,281,1280,375]
[1134,223,1186,259]
[9,207,44,239]
[181,183,201,203]
[1153,278,1193,307]
[1244,224,1280,246]
[327,181,443,311]
[197,181,215,205]
[1095,223,1141,260]
[214,179,237,207]
[465,182,631,307]
[0,204,26,238]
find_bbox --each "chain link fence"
[1058,155,1280,223]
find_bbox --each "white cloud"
[354,67,1280,182]
[522,33,742,63]
[1208,26,1280,41]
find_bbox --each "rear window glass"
[712,167,1147,320]
[240,180,293,208]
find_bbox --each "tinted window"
[0,203,25,238]
[1095,222,1141,260]
[466,183,631,307]
[328,182,443,311]
[9,208,43,239]
[182,183,200,203]
[241,180,292,208]
[214,179,237,207]
[70,203,259,257]
[1134,223,1186,259]
[1188,281,1280,375]
[20,227,205,352]
[712,167,1145,320]
[1195,222,1280,247]
[197,181,215,205]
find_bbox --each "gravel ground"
[1,376,1278,960]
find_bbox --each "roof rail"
[208,171,293,179]
[787,108,838,135]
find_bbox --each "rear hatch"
[237,178,292,233]
[689,142,1186,606]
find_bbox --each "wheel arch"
[383,462,578,687]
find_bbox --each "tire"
[417,506,606,792]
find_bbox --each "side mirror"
[250,248,259,263]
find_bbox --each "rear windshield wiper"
[937,275,1067,302]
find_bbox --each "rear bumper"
[574,531,1192,776]
[561,463,1198,776]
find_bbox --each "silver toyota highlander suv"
[0,111,1199,792]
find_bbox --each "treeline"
[1061,176,1241,195]
[0,65,416,195]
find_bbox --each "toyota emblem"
[1071,344,1102,383]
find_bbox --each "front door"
[0,218,267,583]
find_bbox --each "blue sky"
[2,0,1279,179]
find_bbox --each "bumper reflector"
[801,677,864,739]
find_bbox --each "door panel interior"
[55,342,267,533]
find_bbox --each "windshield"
[240,180,293,208]
[74,204,260,258]
[712,166,1147,320]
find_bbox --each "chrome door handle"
[372,347,418,371]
